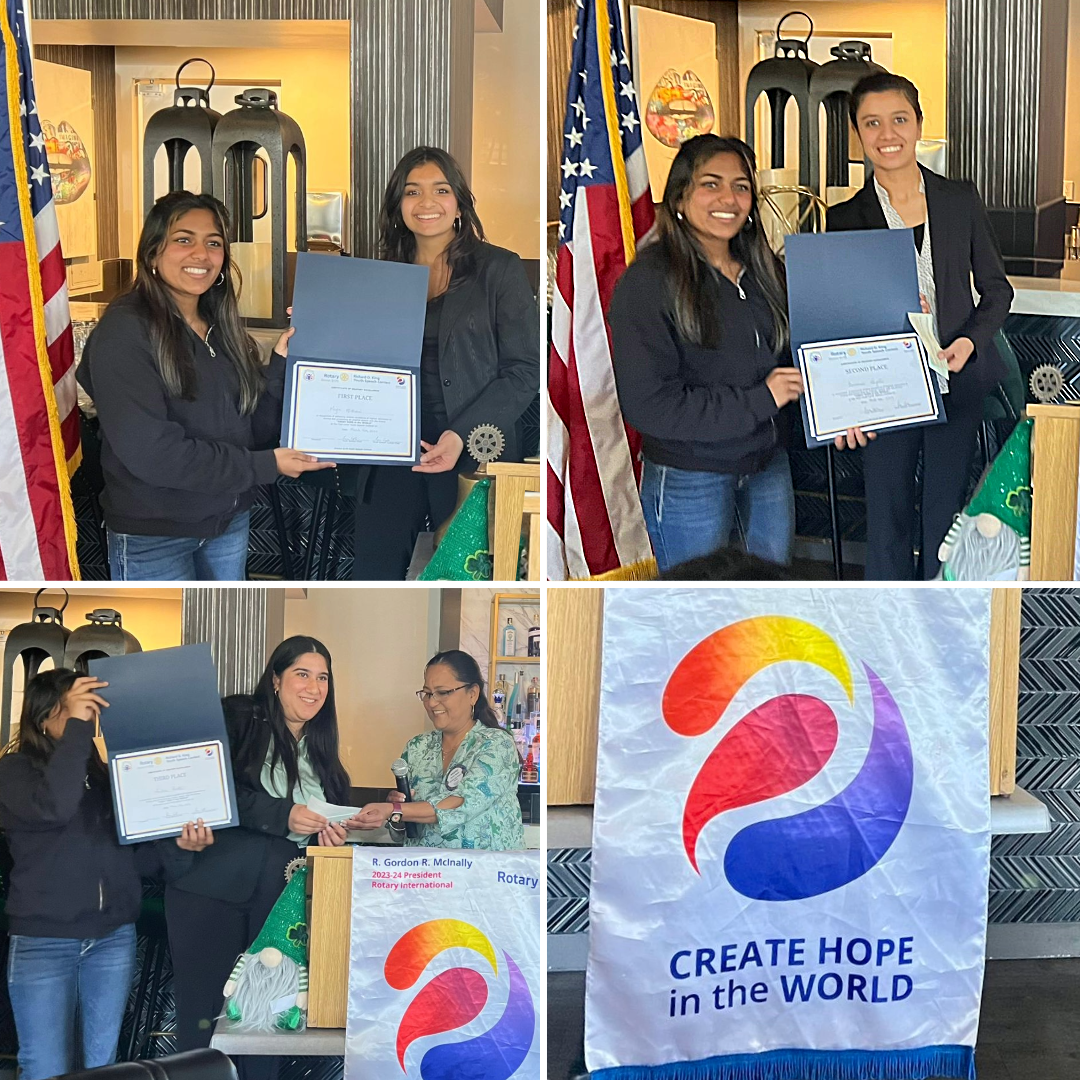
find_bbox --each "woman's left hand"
[176,819,214,852]
[412,430,463,474]
[273,306,295,356]
[353,802,394,828]
[939,336,975,373]
[317,822,349,847]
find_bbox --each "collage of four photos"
[2,1,1080,1079]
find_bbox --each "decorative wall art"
[629,6,720,200]
[34,59,96,261]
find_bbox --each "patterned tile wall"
[989,589,1080,923]
[550,588,1080,935]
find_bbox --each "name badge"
[445,764,466,790]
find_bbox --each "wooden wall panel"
[548,587,1020,806]
[989,587,1021,796]
[547,0,739,224]
[34,44,119,261]
[547,587,604,805]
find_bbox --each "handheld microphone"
[390,758,419,839]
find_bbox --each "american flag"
[546,0,657,581]
[0,0,80,580]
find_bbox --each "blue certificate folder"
[281,252,429,465]
[784,230,945,447]
[90,644,238,844]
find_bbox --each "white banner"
[345,848,543,1080]
[586,587,992,1080]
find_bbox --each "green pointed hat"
[965,418,1032,538]
[248,864,308,967]
[419,478,492,581]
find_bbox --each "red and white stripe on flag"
[0,0,80,580]
[546,0,657,581]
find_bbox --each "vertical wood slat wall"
[549,588,1022,805]
[546,0,739,226]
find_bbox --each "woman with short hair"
[827,71,1013,579]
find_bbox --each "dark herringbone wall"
[990,589,1080,923]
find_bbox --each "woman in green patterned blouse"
[353,650,524,850]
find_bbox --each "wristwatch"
[388,811,404,830]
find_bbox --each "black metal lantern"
[744,12,819,188]
[212,88,308,329]
[142,59,222,216]
[64,610,142,674]
[808,40,887,192]
[1,589,70,746]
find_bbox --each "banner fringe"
[590,1045,976,1080]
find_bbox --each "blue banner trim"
[590,1045,976,1080]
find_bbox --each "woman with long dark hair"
[828,72,1013,579]
[164,636,354,1074]
[77,190,333,581]
[0,671,210,1080]
[354,649,524,850]
[608,134,802,573]
[351,146,541,579]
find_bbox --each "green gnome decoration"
[938,419,1032,581]
[223,860,309,1032]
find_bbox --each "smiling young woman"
[827,72,1014,580]
[162,636,353,1079]
[76,190,334,582]
[607,134,801,574]
[350,146,541,580]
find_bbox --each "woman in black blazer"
[164,636,354,1079]
[827,72,1013,580]
[351,146,541,579]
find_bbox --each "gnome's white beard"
[939,515,1022,581]
[227,954,304,1032]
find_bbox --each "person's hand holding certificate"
[92,644,239,844]
[796,333,944,448]
[280,254,429,466]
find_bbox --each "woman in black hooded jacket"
[0,670,211,1080]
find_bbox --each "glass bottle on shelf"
[528,624,540,657]
[500,618,517,657]
[526,677,540,717]
[492,675,508,726]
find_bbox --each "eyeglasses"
[415,685,470,702]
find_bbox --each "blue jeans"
[7,923,136,1080]
[640,450,795,573]
[108,510,250,581]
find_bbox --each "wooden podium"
[304,846,355,1029]
[1028,404,1080,581]
[548,587,1021,803]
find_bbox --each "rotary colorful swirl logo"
[386,919,534,1080]
[662,616,913,902]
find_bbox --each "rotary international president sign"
[586,588,992,1080]
[345,849,542,1080]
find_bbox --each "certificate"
[282,359,419,466]
[111,740,232,841]
[797,332,944,448]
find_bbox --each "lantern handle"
[776,11,813,44]
[176,58,216,94]
[33,587,68,619]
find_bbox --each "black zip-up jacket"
[608,243,791,475]
[76,291,286,539]
[0,720,192,939]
